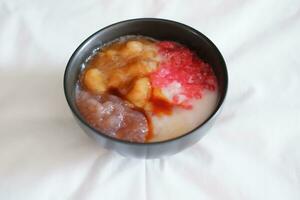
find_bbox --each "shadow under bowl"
[64,18,228,159]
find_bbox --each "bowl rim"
[64,17,228,146]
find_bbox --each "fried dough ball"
[126,77,151,108]
[84,68,107,93]
[126,41,143,53]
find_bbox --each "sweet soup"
[75,36,218,142]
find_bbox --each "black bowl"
[64,18,228,159]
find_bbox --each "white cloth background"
[0,0,300,199]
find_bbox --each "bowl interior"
[64,18,228,144]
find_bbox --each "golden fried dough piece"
[120,41,144,57]
[126,41,143,53]
[84,68,107,94]
[126,77,151,108]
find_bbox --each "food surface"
[75,36,218,142]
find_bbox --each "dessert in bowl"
[64,18,228,158]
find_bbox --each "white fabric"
[0,0,300,199]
